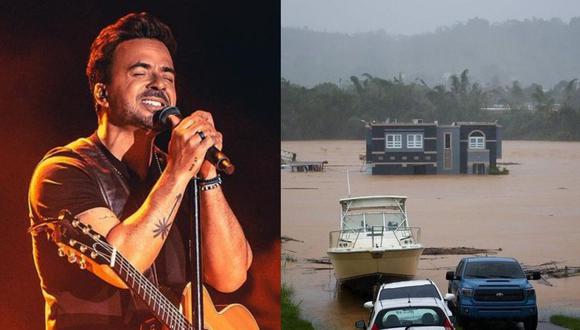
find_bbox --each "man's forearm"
[200,186,252,292]
[105,169,190,273]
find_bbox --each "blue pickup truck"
[446,256,541,329]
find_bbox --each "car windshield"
[464,261,525,279]
[379,284,440,300]
[374,306,445,329]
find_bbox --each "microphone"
[153,106,235,175]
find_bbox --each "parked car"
[356,280,455,329]
[355,298,455,330]
[446,256,541,330]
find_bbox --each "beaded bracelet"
[199,175,222,191]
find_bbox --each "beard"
[110,101,156,130]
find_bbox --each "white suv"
[355,280,456,330]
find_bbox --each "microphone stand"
[188,178,203,330]
[152,107,235,329]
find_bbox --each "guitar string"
[95,240,191,329]
[108,246,173,324]
[108,151,188,329]
[90,145,182,327]
[116,251,190,329]
[122,260,185,330]
[78,151,191,329]
[117,249,189,329]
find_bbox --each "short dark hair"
[86,12,177,95]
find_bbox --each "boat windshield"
[342,211,405,231]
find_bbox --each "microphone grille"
[153,106,182,131]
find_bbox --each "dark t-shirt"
[29,134,188,329]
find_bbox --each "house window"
[386,134,402,149]
[444,133,451,149]
[407,134,423,148]
[468,131,485,149]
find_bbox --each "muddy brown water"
[281,140,580,329]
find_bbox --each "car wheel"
[524,314,538,330]
[457,314,470,329]
[449,315,458,327]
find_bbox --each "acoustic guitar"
[30,210,259,330]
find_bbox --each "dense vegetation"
[550,314,580,329]
[281,71,580,140]
[282,17,580,88]
[281,283,315,330]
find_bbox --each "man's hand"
[165,110,223,180]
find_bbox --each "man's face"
[106,38,177,130]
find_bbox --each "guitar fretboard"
[109,248,192,330]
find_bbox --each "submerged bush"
[489,166,509,175]
[282,283,315,330]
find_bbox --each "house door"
[472,163,485,174]
[443,132,453,169]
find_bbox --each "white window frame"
[386,134,402,149]
[469,136,485,149]
[407,134,423,149]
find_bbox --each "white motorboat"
[327,195,424,290]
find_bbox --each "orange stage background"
[0,2,280,329]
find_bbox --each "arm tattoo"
[153,218,171,240]
[152,194,182,239]
[188,157,199,172]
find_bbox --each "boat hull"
[327,247,424,288]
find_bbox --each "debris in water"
[523,262,580,280]
[305,267,333,271]
[305,257,331,265]
[281,235,304,243]
[283,254,297,263]
[423,247,500,255]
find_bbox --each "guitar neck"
[110,250,191,330]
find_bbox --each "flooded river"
[281,140,580,329]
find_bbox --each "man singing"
[28,12,252,329]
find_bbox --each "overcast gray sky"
[282,0,580,35]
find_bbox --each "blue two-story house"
[366,120,502,175]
